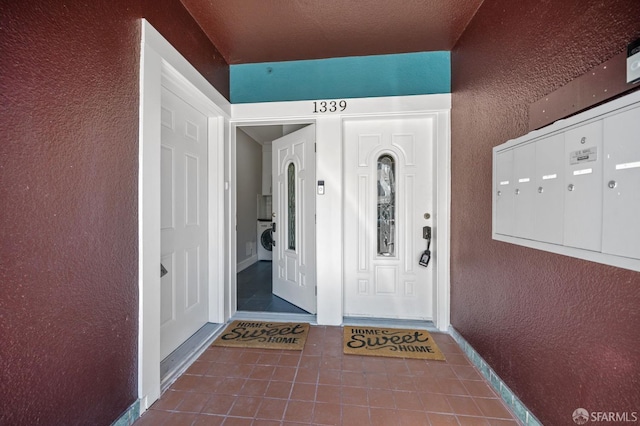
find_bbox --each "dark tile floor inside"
[237,261,308,314]
[135,326,520,425]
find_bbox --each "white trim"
[237,255,258,273]
[230,95,451,329]
[138,19,229,411]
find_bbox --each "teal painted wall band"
[230,51,450,103]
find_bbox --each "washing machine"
[257,220,274,261]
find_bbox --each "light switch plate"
[627,38,640,84]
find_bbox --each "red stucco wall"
[0,1,228,424]
[451,1,640,424]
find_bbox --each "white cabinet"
[602,107,640,259]
[492,90,640,272]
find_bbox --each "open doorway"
[235,123,315,314]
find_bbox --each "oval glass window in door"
[377,154,395,256]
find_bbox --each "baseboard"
[237,254,258,272]
[448,326,542,426]
[111,399,140,426]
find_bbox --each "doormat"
[343,326,446,361]
[212,320,309,351]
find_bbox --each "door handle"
[271,222,276,246]
[160,263,168,278]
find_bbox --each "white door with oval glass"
[271,124,316,314]
[343,117,434,320]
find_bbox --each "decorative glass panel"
[377,155,395,256]
[287,162,296,250]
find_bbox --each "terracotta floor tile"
[316,384,341,404]
[342,371,367,387]
[160,412,198,426]
[228,395,262,418]
[264,380,293,399]
[342,386,369,406]
[393,390,423,411]
[366,372,391,389]
[192,413,225,425]
[342,404,370,425]
[149,389,186,411]
[134,326,520,426]
[313,402,342,425]
[249,365,275,380]
[436,378,471,396]
[291,382,317,401]
[255,398,287,420]
[283,400,314,423]
[318,368,342,385]
[201,394,236,415]
[473,397,515,419]
[426,412,459,425]
[237,379,269,397]
[456,415,491,425]
[175,391,212,413]
[452,364,483,381]
[294,366,319,383]
[220,417,253,426]
[420,392,452,413]
[272,366,297,381]
[397,409,430,426]
[462,380,498,398]
[446,395,483,417]
[367,388,396,408]
[369,407,401,426]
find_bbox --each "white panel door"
[272,125,316,314]
[344,117,433,319]
[160,86,208,359]
[603,107,640,259]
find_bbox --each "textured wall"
[451,1,640,424]
[235,130,263,264]
[0,1,228,425]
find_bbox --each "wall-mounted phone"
[419,226,432,267]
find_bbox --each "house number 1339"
[312,100,347,113]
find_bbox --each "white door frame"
[231,96,451,330]
[138,20,229,409]
[227,119,317,319]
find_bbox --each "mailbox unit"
[492,90,640,272]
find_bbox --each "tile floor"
[237,261,308,314]
[135,326,520,425]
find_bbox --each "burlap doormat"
[343,326,446,361]
[212,320,309,350]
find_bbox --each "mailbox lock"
[538,186,544,194]
[497,190,502,196]
[608,180,617,189]
[515,188,520,195]
[568,184,575,192]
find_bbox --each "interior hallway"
[135,326,519,425]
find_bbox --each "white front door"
[343,117,434,319]
[160,85,209,359]
[271,125,317,314]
